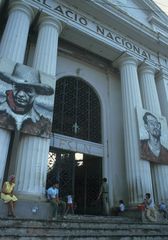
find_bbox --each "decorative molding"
[50,133,104,157]
[148,14,168,37]
[23,0,160,67]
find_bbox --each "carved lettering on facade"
[96,25,150,59]
[58,138,91,154]
[31,0,152,61]
[51,134,103,156]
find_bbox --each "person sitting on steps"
[47,180,66,220]
[144,193,157,222]
[158,200,168,219]
[1,175,18,217]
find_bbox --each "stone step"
[0,216,168,239]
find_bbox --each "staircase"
[1,215,168,239]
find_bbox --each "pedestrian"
[97,177,110,215]
[65,193,74,215]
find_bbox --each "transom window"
[52,76,101,143]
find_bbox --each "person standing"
[65,193,74,215]
[97,178,110,216]
[1,175,18,217]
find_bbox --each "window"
[52,77,101,143]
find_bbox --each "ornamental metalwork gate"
[47,149,102,215]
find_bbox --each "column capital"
[156,68,168,81]
[114,53,138,69]
[138,62,156,75]
[9,0,35,22]
[38,15,62,34]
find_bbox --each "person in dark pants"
[47,181,66,220]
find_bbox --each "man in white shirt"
[47,181,66,220]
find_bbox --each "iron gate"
[48,75,103,214]
[47,148,102,215]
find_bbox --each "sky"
[153,0,168,15]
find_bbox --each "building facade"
[0,0,168,216]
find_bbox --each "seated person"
[159,201,168,219]
[47,181,66,220]
[1,175,18,217]
[119,200,125,212]
[144,193,157,222]
[113,200,125,216]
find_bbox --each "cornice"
[148,14,168,32]
[24,0,168,58]
[71,0,168,55]
[141,0,168,21]
[86,1,157,38]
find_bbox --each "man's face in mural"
[145,114,161,140]
[13,84,36,107]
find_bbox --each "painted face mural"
[12,84,36,108]
[137,108,168,165]
[0,60,55,138]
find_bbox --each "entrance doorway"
[47,148,102,215]
[49,76,103,215]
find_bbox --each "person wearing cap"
[0,63,54,137]
[1,175,18,217]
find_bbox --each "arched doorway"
[47,76,102,214]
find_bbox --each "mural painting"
[137,108,168,164]
[0,58,55,138]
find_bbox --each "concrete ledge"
[0,199,52,220]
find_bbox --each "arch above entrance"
[52,76,102,144]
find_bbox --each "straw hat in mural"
[0,63,54,96]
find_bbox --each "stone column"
[117,54,153,205]
[156,69,168,121]
[15,15,62,198]
[139,63,168,203]
[0,1,34,63]
[0,1,34,188]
